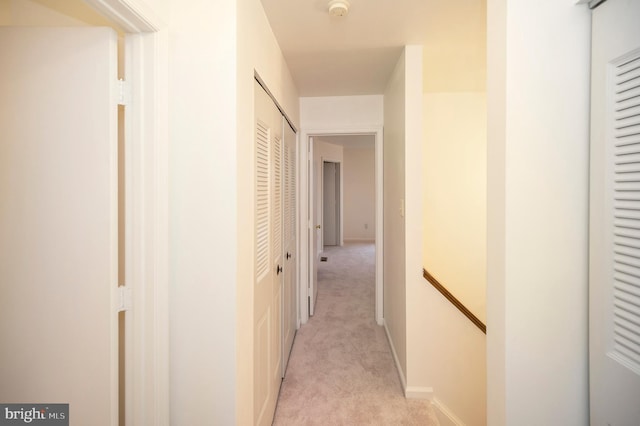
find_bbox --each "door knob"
[277,265,283,275]
[315,225,321,229]
[286,252,291,259]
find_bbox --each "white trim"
[575,0,606,9]
[84,0,163,32]
[374,125,384,326]
[343,238,376,243]
[432,398,467,426]
[85,1,168,425]
[405,386,434,399]
[296,129,302,329]
[383,319,407,392]
[126,30,170,426]
[299,125,384,325]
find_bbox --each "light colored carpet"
[273,243,439,426]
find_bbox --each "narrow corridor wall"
[487,0,590,424]
[169,0,238,424]
[383,48,408,382]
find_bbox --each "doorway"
[300,130,383,325]
[0,1,168,424]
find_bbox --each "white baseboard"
[432,397,466,426]
[343,238,375,243]
[383,321,466,426]
[383,320,407,391]
[405,386,433,399]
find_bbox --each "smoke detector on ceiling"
[328,0,350,17]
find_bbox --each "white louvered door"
[282,121,297,375]
[590,0,640,423]
[254,80,283,426]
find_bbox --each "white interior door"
[254,80,283,426]
[282,121,297,375]
[323,162,337,246]
[590,0,640,424]
[308,139,322,316]
[0,27,118,423]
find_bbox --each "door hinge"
[117,286,132,312]
[117,79,131,106]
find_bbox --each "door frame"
[85,1,169,424]
[299,126,384,325]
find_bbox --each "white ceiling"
[260,0,486,97]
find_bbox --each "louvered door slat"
[617,56,640,73]
[273,135,282,259]
[614,217,640,231]
[610,50,640,374]
[615,64,640,93]
[256,120,271,281]
[284,137,291,244]
[615,277,640,298]
[616,116,640,131]
[614,151,640,163]
[616,104,640,122]
[291,143,297,235]
[615,246,640,263]
[615,144,640,158]
[614,162,640,174]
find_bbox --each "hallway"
[273,243,438,425]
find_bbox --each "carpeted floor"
[273,243,439,426]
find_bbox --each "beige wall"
[343,146,375,242]
[300,95,384,129]
[315,139,344,162]
[423,92,487,322]
[487,0,590,424]
[383,48,408,380]
[0,0,8,24]
[422,0,486,93]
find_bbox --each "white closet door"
[0,27,118,424]
[254,80,283,426]
[590,0,640,424]
[282,121,297,375]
